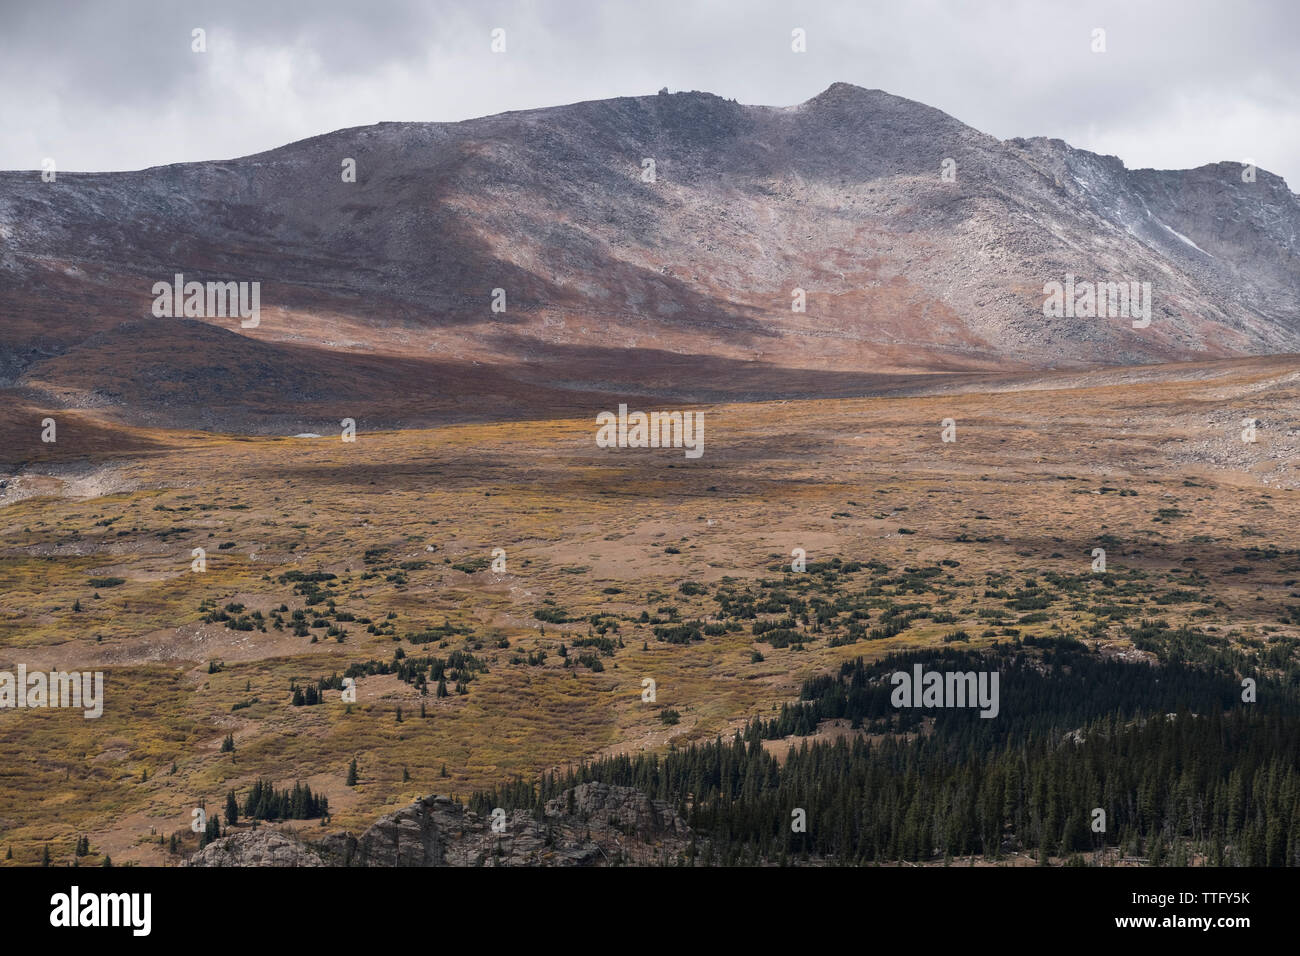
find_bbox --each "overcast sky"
[3,0,1297,186]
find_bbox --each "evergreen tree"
[463,638,1300,867]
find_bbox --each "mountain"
[186,785,691,867]
[2,82,1298,429]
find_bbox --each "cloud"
[1,0,1297,187]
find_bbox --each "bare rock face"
[319,795,483,867]
[2,83,1297,431]
[322,784,689,867]
[184,828,325,867]
[185,785,691,867]
[546,781,688,836]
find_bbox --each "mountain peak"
[813,81,873,98]
[805,82,902,107]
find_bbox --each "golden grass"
[1,357,1297,863]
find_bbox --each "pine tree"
[201,813,221,847]
[347,758,359,786]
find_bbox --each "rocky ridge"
[185,783,690,867]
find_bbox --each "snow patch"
[1133,196,1214,257]
[1156,219,1213,257]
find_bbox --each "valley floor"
[0,356,1297,865]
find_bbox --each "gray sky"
[3,0,1298,186]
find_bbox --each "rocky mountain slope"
[185,784,691,867]
[2,83,1297,428]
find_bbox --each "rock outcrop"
[185,784,691,867]
[185,828,325,867]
